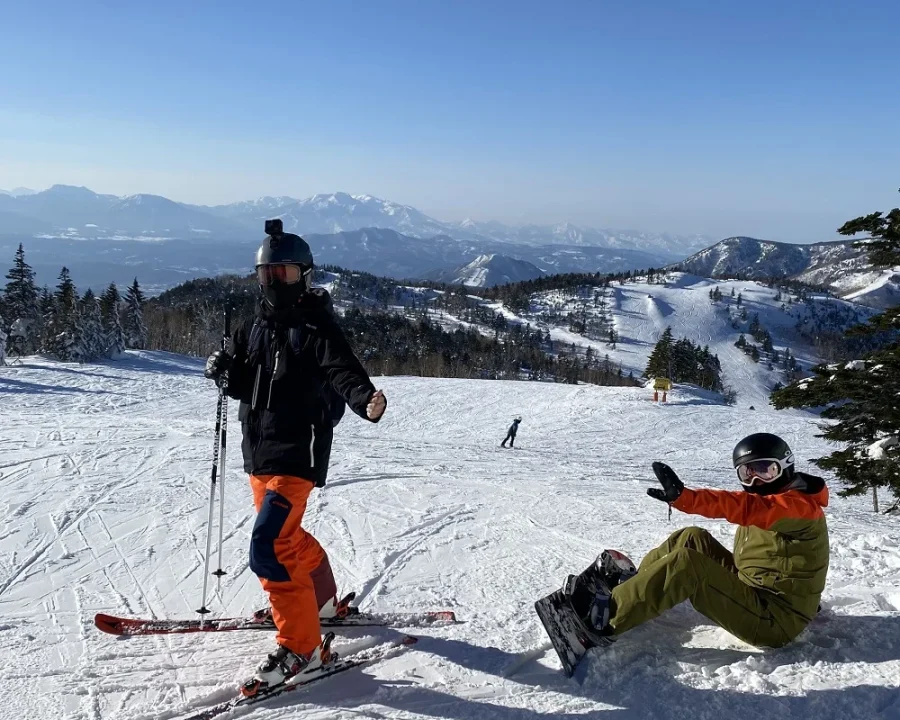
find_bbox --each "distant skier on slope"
[204,219,387,697]
[501,416,522,448]
[558,433,829,655]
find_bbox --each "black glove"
[647,461,684,503]
[204,350,232,385]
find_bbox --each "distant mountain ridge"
[0,184,712,261]
[202,191,711,259]
[674,236,899,308]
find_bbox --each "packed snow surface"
[1,353,898,720]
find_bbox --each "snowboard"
[534,588,612,677]
[534,549,636,677]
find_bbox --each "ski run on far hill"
[1,274,898,720]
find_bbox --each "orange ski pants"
[249,474,337,655]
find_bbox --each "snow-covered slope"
[443,253,545,287]
[485,273,872,406]
[841,269,900,309]
[2,352,898,720]
[675,236,894,308]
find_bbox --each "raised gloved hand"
[647,461,684,503]
[204,350,232,386]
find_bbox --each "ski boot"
[240,633,337,698]
[251,607,277,627]
[252,592,358,626]
[318,592,358,620]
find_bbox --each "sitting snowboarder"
[501,417,522,448]
[560,433,829,660]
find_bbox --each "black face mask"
[260,280,306,311]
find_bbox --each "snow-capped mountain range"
[1,187,892,301]
[0,185,712,260]
[675,236,898,308]
[202,192,713,259]
[0,185,693,290]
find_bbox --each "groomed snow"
[487,273,871,407]
[0,353,898,720]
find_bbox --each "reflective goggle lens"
[737,459,782,485]
[257,264,305,286]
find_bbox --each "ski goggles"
[736,457,791,486]
[256,264,311,286]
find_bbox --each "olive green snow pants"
[609,527,794,647]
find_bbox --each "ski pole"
[213,301,232,589]
[197,303,232,619]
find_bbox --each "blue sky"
[1,1,898,241]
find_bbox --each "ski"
[175,634,418,720]
[95,606,458,637]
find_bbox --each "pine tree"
[79,289,106,360]
[736,292,743,306]
[735,334,747,348]
[3,244,40,351]
[124,277,148,349]
[645,327,674,378]
[3,244,39,320]
[100,283,121,324]
[48,267,88,361]
[773,191,900,510]
[55,267,77,315]
[0,312,6,366]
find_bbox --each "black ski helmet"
[732,432,795,495]
[255,218,314,310]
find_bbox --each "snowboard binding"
[563,550,637,642]
[535,549,638,677]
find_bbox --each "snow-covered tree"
[43,267,87,361]
[3,244,40,352]
[100,283,120,325]
[99,282,126,357]
[124,278,147,349]
[0,312,7,366]
[79,289,106,360]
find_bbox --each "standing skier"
[561,433,829,652]
[501,416,522,448]
[204,220,387,697]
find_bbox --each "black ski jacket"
[225,290,378,486]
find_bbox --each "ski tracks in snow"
[3,356,900,720]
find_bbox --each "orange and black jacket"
[672,472,829,625]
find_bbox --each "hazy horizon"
[2,2,898,243]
